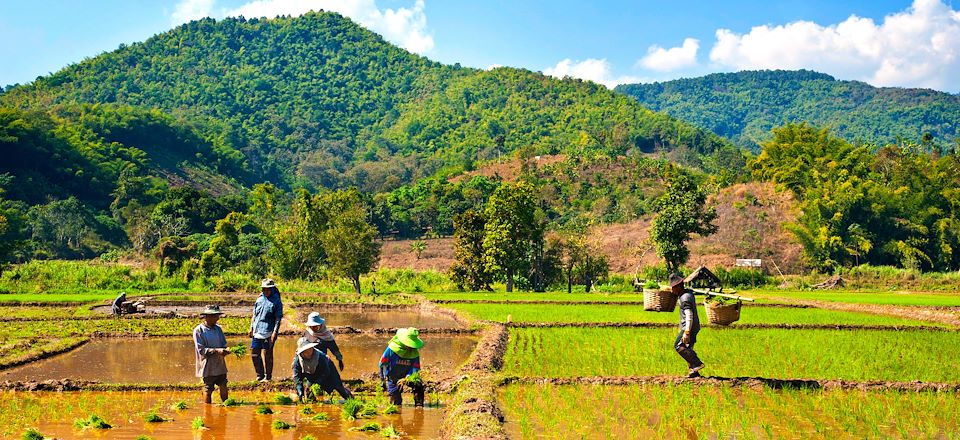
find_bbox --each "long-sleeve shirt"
[379,347,420,383]
[250,292,283,339]
[193,323,227,378]
[678,290,700,334]
[292,350,343,397]
[112,294,125,314]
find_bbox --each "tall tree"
[650,172,718,272]
[450,210,493,291]
[268,189,327,279]
[483,182,538,292]
[320,189,382,294]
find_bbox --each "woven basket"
[705,300,741,325]
[643,288,677,312]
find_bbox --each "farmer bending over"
[249,278,283,382]
[111,291,126,316]
[193,305,231,404]
[379,327,425,406]
[671,273,705,378]
[292,338,354,402]
[302,312,345,371]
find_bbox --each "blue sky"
[3,0,959,92]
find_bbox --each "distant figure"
[292,337,353,402]
[249,278,284,382]
[379,327,425,406]
[302,312,345,371]
[111,292,126,316]
[193,305,230,404]
[671,273,705,378]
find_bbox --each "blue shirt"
[250,291,283,338]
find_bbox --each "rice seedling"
[381,425,402,438]
[405,371,423,386]
[171,400,188,411]
[300,436,318,440]
[143,412,166,422]
[383,404,399,414]
[21,428,44,440]
[341,399,365,420]
[352,422,381,432]
[505,327,960,382]
[73,414,112,430]
[273,393,295,405]
[220,397,243,407]
[191,417,205,430]
[309,383,322,400]
[228,343,247,358]
[135,436,152,440]
[272,420,293,430]
[299,406,314,415]
[254,405,273,415]
[312,413,331,421]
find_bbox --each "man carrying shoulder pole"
[671,273,705,378]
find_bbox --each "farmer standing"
[193,305,230,404]
[379,327,425,406]
[292,337,354,402]
[671,273,705,378]
[249,278,283,382]
[302,311,345,371]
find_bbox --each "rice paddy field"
[2,283,960,439]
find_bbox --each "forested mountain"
[0,11,739,260]
[2,11,737,194]
[616,70,960,151]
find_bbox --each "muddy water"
[3,390,442,439]
[0,334,478,384]
[295,309,461,329]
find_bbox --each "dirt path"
[439,323,509,440]
[501,375,960,393]
[767,296,960,327]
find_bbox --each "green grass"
[504,327,960,382]
[0,306,95,317]
[0,294,116,303]
[446,303,944,327]
[753,289,960,307]
[423,292,648,302]
[0,336,88,369]
[500,383,960,439]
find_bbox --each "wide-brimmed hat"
[296,337,319,355]
[305,312,325,327]
[669,273,684,288]
[395,327,424,349]
[261,278,277,289]
[200,304,224,316]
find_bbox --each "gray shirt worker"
[678,290,700,337]
[193,322,228,377]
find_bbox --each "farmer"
[671,273,705,377]
[193,304,231,404]
[111,291,126,316]
[302,312,345,371]
[379,327,425,406]
[292,337,354,402]
[249,278,284,382]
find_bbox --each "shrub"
[255,405,273,415]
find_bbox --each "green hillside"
[616,70,960,151]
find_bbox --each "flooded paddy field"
[4,389,443,439]
[1,333,478,384]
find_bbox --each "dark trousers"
[387,381,425,406]
[674,330,703,369]
[251,338,274,380]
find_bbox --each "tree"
[650,172,718,272]
[450,210,493,291]
[483,182,538,292]
[0,183,28,271]
[268,189,327,279]
[410,239,427,260]
[576,251,609,293]
[199,212,245,275]
[320,189,381,294]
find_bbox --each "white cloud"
[543,58,642,88]
[708,0,960,91]
[639,38,699,72]
[171,0,434,54]
[171,0,215,25]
